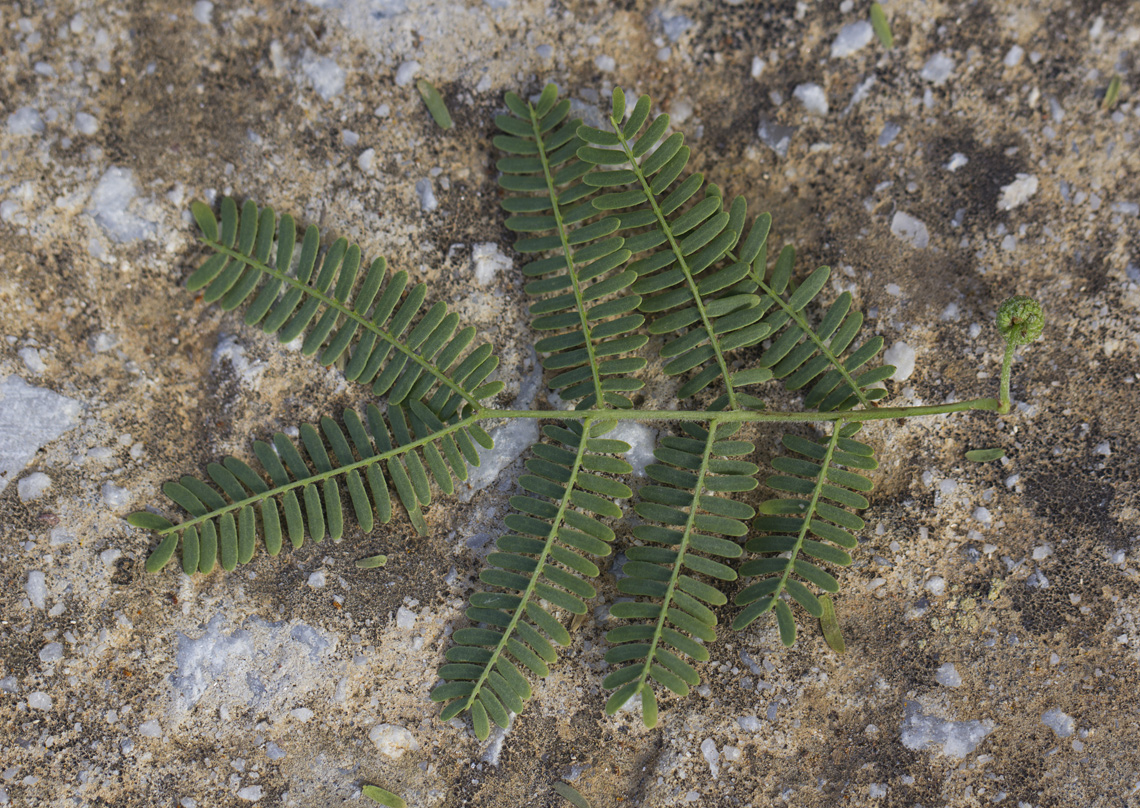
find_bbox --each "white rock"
[395,606,416,630]
[369,723,420,758]
[415,178,438,212]
[793,83,829,116]
[39,642,63,663]
[290,707,314,722]
[357,148,376,175]
[139,719,163,737]
[461,362,543,499]
[237,785,263,802]
[1003,45,1024,67]
[88,167,157,242]
[659,13,692,42]
[193,1,214,25]
[750,56,766,79]
[670,99,693,125]
[737,715,762,731]
[266,742,285,760]
[935,663,962,687]
[18,346,46,374]
[920,52,956,85]
[26,571,47,609]
[1026,569,1050,589]
[303,54,346,100]
[945,153,968,171]
[890,212,930,248]
[830,21,873,58]
[472,243,512,285]
[17,472,52,502]
[604,421,656,475]
[883,341,916,382]
[307,570,326,589]
[90,332,118,352]
[972,506,991,524]
[700,738,720,778]
[925,576,945,596]
[28,691,53,710]
[7,107,44,136]
[394,60,420,87]
[102,482,130,508]
[877,122,900,147]
[997,174,1038,211]
[901,702,993,758]
[172,614,335,715]
[595,55,616,72]
[757,119,797,158]
[212,334,265,388]
[1041,707,1074,738]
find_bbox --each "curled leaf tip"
[997,296,1044,346]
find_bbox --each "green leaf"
[870,2,894,49]
[819,594,846,653]
[416,79,453,129]
[965,447,1005,462]
[362,784,407,808]
[145,531,179,573]
[128,512,174,531]
[355,554,389,569]
[1102,74,1122,111]
[553,781,593,808]
[775,599,797,646]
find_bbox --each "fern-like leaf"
[187,198,503,416]
[731,421,876,643]
[603,423,757,727]
[130,403,493,572]
[432,420,633,738]
[496,85,648,409]
[746,246,895,412]
[576,88,776,410]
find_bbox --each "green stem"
[483,397,999,424]
[998,341,1016,415]
[160,397,999,537]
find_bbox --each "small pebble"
[102,483,130,508]
[28,691,53,709]
[395,60,420,87]
[18,472,52,502]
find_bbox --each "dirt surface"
[1,1,1139,806]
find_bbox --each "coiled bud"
[997,296,1044,346]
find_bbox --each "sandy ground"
[1,1,1139,806]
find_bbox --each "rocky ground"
[1,0,1139,806]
